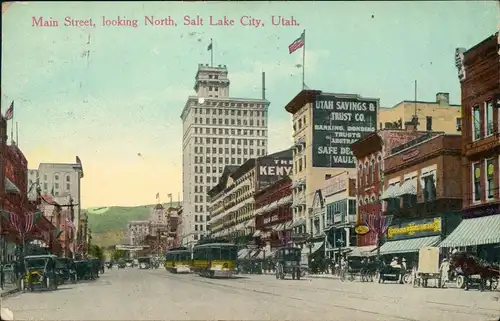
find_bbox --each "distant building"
[180,63,270,246]
[378,93,462,134]
[128,221,150,246]
[27,158,84,242]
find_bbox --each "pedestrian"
[0,261,4,290]
[440,258,450,288]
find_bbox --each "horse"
[449,251,499,291]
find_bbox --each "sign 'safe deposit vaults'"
[313,96,378,168]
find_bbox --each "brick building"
[351,127,434,246]
[439,33,500,260]
[379,133,463,257]
[253,177,293,251]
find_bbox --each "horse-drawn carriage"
[55,257,77,285]
[450,252,499,291]
[274,246,302,280]
[343,258,377,282]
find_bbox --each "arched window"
[370,159,375,184]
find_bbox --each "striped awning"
[380,184,401,200]
[292,218,306,228]
[238,248,250,259]
[5,178,20,194]
[378,236,441,255]
[395,179,417,197]
[439,215,500,248]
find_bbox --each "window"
[422,174,436,202]
[66,176,70,182]
[426,116,432,131]
[66,183,70,190]
[472,105,481,141]
[54,175,59,180]
[369,160,374,184]
[402,177,417,208]
[485,100,494,136]
[485,158,494,200]
[456,117,462,131]
[472,162,481,202]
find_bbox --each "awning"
[253,230,261,237]
[395,179,417,196]
[245,219,255,228]
[238,248,250,259]
[348,245,377,257]
[5,178,20,194]
[252,250,264,260]
[268,201,279,212]
[301,242,324,256]
[380,184,401,200]
[439,215,500,248]
[283,221,293,230]
[378,236,441,255]
[292,219,306,228]
[272,223,284,231]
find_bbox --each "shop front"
[378,216,447,262]
[439,204,500,262]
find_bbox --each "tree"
[88,244,105,261]
[111,249,126,261]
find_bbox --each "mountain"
[86,202,180,247]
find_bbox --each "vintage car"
[274,246,302,280]
[21,255,59,291]
[117,259,126,269]
[138,257,151,269]
[55,257,77,284]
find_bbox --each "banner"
[387,217,442,241]
[312,95,378,168]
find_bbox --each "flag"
[207,42,212,51]
[50,186,54,196]
[24,211,42,234]
[54,228,63,239]
[4,101,14,120]
[66,218,75,229]
[1,210,23,233]
[288,31,305,54]
[156,192,160,200]
[76,156,82,164]
[167,193,172,198]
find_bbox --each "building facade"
[180,64,269,246]
[285,90,378,236]
[253,177,293,250]
[352,128,439,246]
[128,220,150,246]
[439,33,500,261]
[208,149,293,241]
[28,158,84,244]
[379,134,463,257]
[378,93,462,133]
[309,171,358,262]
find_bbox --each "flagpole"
[302,29,306,90]
[10,108,14,145]
[210,38,213,67]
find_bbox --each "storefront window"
[485,158,494,200]
[472,162,481,202]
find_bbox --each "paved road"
[3,268,499,320]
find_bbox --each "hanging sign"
[354,224,369,235]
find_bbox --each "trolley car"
[192,242,237,278]
[164,247,191,273]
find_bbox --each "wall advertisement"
[256,156,293,190]
[386,217,442,241]
[312,95,378,168]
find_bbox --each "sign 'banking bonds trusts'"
[312,95,378,168]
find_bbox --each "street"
[2,268,499,321]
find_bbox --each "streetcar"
[192,242,238,278]
[164,247,191,273]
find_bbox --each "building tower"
[180,63,270,247]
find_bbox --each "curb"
[0,287,20,298]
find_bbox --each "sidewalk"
[1,284,19,298]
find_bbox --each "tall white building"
[180,63,269,246]
[27,157,84,237]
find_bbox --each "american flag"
[24,211,41,234]
[4,101,13,120]
[1,210,23,233]
[363,214,393,236]
[66,219,75,229]
[288,31,305,54]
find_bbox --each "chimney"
[325,174,332,180]
[436,92,449,105]
[262,72,266,100]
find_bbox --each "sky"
[1,1,498,208]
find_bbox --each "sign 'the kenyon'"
[312,95,378,168]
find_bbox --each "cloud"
[229,49,330,95]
